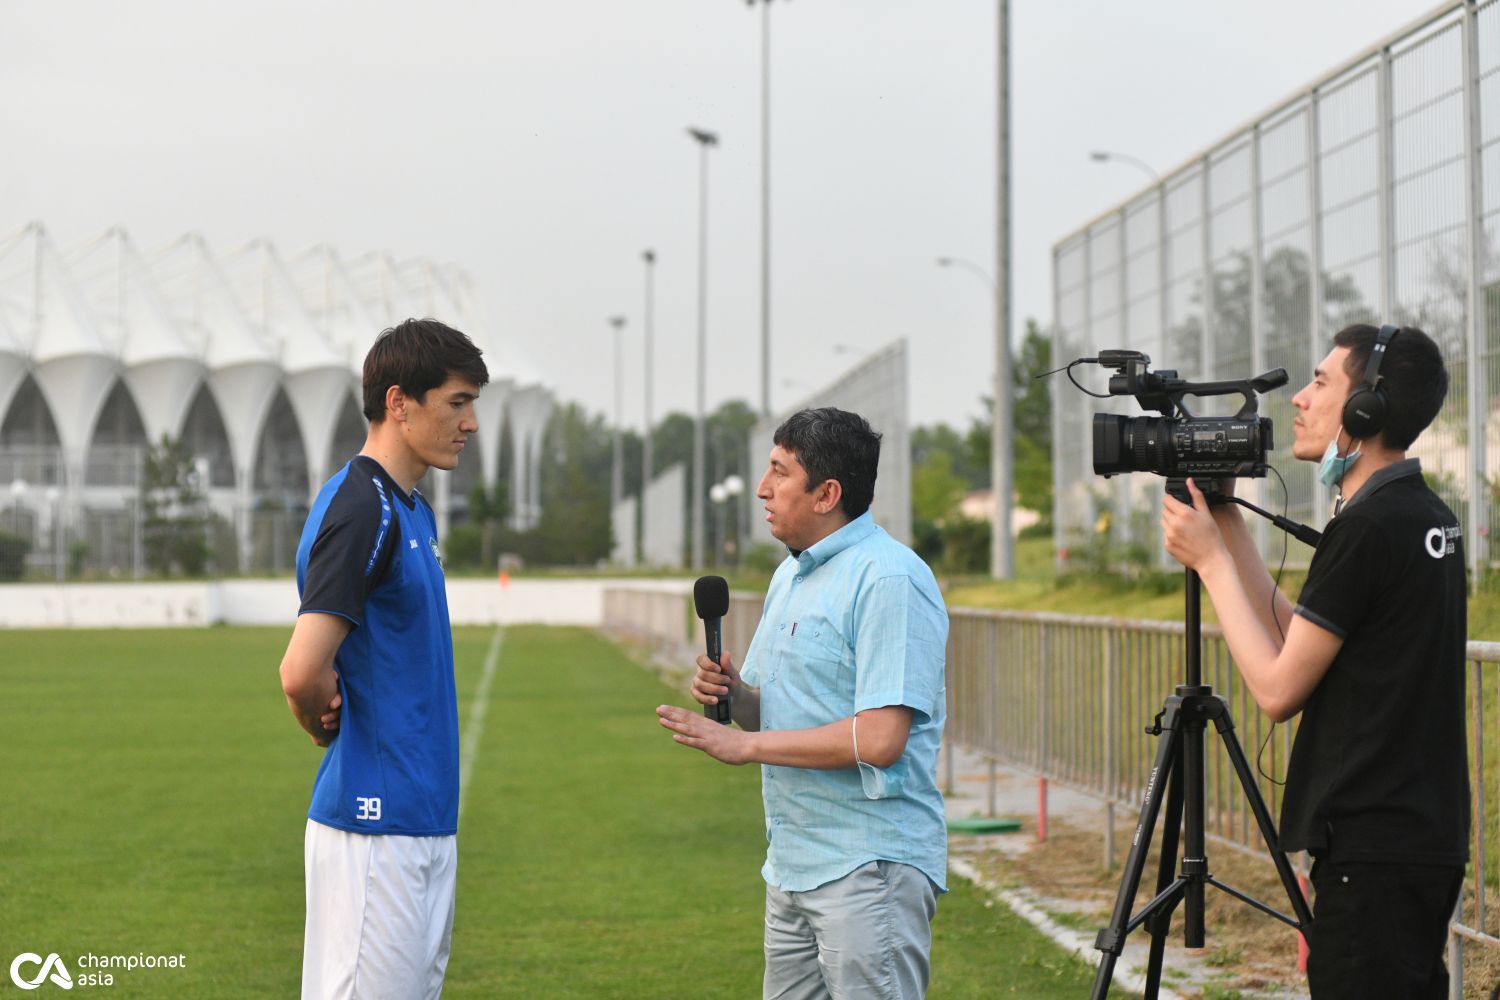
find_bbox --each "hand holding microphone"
[693,575,733,724]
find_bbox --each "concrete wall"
[0,577,657,629]
[641,462,685,567]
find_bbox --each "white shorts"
[301,820,458,1000]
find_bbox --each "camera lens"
[1093,414,1174,476]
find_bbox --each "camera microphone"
[693,575,732,724]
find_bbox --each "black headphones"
[1341,324,1400,440]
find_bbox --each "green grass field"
[1,626,1102,998]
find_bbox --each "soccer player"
[278,318,488,1000]
[657,407,949,1000]
[1160,323,1469,998]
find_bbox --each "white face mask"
[1317,435,1361,487]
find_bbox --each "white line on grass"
[458,624,504,825]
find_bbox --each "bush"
[444,523,484,569]
[912,516,944,566]
[740,542,786,576]
[939,516,990,575]
[67,541,88,579]
[0,531,30,580]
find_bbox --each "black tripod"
[1090,483,1317,999]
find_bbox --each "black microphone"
[693,575,732,724]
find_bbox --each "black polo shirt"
[1281,459,1469,865]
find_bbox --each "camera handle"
[1167,476,1323,548]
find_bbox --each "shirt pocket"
[781,618,853,696]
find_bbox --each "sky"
[0,0,1441,432]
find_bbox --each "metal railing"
[602,583,1500,995]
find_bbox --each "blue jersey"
[295,455,459,836]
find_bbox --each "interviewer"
[657,407,948,1000]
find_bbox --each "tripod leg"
[1212,710,1315,929]
[1090,707,1182,1000]
[1142,750,1186,999]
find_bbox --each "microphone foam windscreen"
[693,575,731,620]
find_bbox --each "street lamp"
[640,249,656,564]
[1088,149,1161,184]
[688,126,719,570]
[709,481,729,568]
[710,473,746,566]
[936,256,996,291]
[608,315,626,516]
[723,473,744,564]
[744,0,782,420]
[10,478,28,537]
[45,486,63,582]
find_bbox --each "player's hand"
[319,689,342,731]
[656,704,753,765]
[1162,476,1228,573]
[691,651,738,707]
[310,682,341,747]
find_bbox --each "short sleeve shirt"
[295,455,460,837]
[739,512,949,892]
[1282,460,1469,864]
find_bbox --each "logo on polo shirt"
[1424,525,1461,559]
[429,537,443,568]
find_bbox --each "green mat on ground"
[947,816,1022,833]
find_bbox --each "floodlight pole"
[608,315,626,515]
[641,249,656,564]
[993,0,1015,580]
[746,0,777,419]
[688,127,719,570]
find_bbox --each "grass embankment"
[942,534,1500,639]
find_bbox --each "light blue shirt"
[740,511,949,893]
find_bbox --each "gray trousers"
[763,860,938,1000]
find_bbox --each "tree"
[467,481,509,569]
[912,451,967,524]
[912,424,985,491]
[141,435,210,576]
[531,403,614,566]
[0,529,29,580]
[910,450,968,567]
[965,318,1054,521]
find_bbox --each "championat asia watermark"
[9,950,188,991]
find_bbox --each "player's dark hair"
[772,407,882,520]
[362,318,489,422]
[1332,323,1448,450]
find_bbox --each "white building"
[0,222,551,577]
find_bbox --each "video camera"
[1083,350,1287,486]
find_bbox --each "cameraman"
[1160,323,1469,998]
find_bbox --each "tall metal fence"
[602,583,1500,995]
[1054,1,1500,578]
